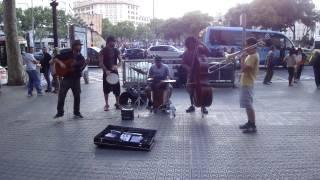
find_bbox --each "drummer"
[146,56,172,109]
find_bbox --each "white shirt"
[23,53,37,71]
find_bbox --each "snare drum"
[106,73,119,85]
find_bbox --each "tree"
[160,18,184,41]
[135,24,152,41]
[102,18,115,39]
[225,0,319,40]
[181,11,213,36]
[149,18,165,39]
[113,21,135,40]
[2,0,24,85]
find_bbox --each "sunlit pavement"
[0,67,319,179]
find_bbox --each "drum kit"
[119,66,176,117]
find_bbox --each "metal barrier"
[122,57,234,88]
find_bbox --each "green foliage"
[101,11,213,42]
[225,0,319,35]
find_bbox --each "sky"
[138,0,320,19]
[16,0,320,19]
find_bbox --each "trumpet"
[208,41,265,74]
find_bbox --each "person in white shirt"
[23,47,42,96]
[284,49,297,87]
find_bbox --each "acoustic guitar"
[55,52,88,77]
[55,58,75,77]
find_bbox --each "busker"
[53,40,88,119]
[238,37,260,133]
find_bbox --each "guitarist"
[53,40,87,119]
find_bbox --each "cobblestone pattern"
[0,76,319,179]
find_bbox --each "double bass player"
[182,36,210,114]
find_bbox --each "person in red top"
[181,36,210,114]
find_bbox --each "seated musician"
[146,56,172,109]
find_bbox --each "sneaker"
[201,107,208,114]
[104,105,110,111]
[37,92,43,96]
[186,106,195,113]
[54,113,64,119]
[239,122,250,129]
[242,126,257,133]
[45,90,51,93]
[27,94,33,97]
[263,82,270,85]
[74,113,84,119]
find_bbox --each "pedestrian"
[50,47,60,94]
[53,40,87,119]
[284,49,297,86]
[263,46,275,85]
[23,47,43,97]
[99,36,122,111]
[295,48,307,81]
[40,47,52,92]
[239,37,260,133]
[309,50,320,89]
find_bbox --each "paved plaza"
[0,67,320,179]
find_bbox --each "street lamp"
[90,22,94,47]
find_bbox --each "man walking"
[53,40,87,119]
[23,47,43,97]
[99,36,122,111]
[239,37,260,133]
[263,46,275,85]
[40,47,52,92]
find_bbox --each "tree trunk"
[2,0,25,85]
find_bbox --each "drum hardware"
[129,66,148,118]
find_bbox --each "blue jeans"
[26,70,42,95]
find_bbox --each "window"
[209,30,242,46]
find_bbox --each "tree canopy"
[225,0,320,40]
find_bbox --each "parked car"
[147,45,183,58]
[123,48,146,59]
[87,47,101,66]
[0,65,8,85]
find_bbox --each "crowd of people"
[263,46,320,88]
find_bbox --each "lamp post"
[90,22,94,47]
[50,0,59,48]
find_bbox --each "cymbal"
[130,67,148,75]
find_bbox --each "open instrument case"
[94,125,157,151]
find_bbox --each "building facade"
[76,14,103,34]
[73,0,150,26]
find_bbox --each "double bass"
[188,45,213,108]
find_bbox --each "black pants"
[57,77,81,115]
[263,66,274,83]
[313,65,320,87]
[296,65,304,80]
[288,67,295,85]
[43,69,52,91]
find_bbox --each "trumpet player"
[238,37,260,133]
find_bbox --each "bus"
[0,36,27,67]
[202,26,295,66]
